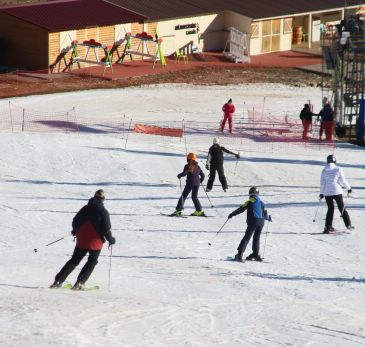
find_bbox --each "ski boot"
[246,253,263,262]
[49,281,62,288]
[170,210,182,217]
[234,252,243,262]
[346,225,355,230]
[190,210,205,217]
[72,281,85,291]
[323,226,335,234]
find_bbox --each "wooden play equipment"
[69,39,113,75]
[120,32,166,67]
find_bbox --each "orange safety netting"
[134,123,183,138]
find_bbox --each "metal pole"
[312,199,322,222]
[201,183,214,208]
[45,237,65,247]
[124,117,133,149]
[208,218,229,246]
[108,245,113,292]
[262,222,270,259]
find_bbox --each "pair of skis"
[160,212,213,218]
[50,283,99,291]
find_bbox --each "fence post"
[22,108,25,132]
[124,117,133,149]
[8,100,14,132]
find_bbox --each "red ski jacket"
[222,103,235,117]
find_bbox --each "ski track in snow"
[0,84,364,347]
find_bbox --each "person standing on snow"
[206,138,239,192]
[228,187,271,262]
[299,103,316,140]
[172,152,205,217]
[221,98,236,133]
[50,189,116,290]
[318,103,334,140]
[319,155,354,234]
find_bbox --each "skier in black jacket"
[205,138,239,192]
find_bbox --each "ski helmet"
[94,189,106,201]
[213,137,220,145]
[249,187,259,196]
[327,154,336,164]
[187,152,196,161]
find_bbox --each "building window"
[250,23,259,38]
[283,18,293,34]
[262,19,281,53]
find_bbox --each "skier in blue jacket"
[228,187,271,262]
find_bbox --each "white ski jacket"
[320,163,351,196]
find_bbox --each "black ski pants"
[176,184,202,211]
[325,194,351,228]
[206,163,228,190]
[237,221,264,256]
[55,246,101,284]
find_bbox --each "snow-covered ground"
[0,84,364,347]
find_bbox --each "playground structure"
[321,12,365,143]
[69,39,114,76]
[120,32,166,67]
[223,27,250,63]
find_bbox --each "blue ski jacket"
[230,195,269,225]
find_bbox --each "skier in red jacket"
[221,98,236,133]
[50,189,115,290]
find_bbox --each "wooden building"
[0,0,146,71]
[0,0,364,71]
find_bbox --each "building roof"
[105,0,212,20]
[0,0,146,32]
[107,0,364,20]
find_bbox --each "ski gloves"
[228,213,233,219]
[348,189,352,196]
[109,237,116,246]
[235,153,240,159]
[205,164,210,170]
[319,194,324,200]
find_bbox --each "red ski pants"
[221,114,232,132]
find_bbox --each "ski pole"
[312,199,322,222]
[179,178,184,210]
[340,195,348,218]
[233,151,240,175]
[262,221,270,259]
[201,183,214,208]
[108,245,113,292]
[33,236,66,253]
[208,218,229,246]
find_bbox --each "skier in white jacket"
[319,154,353,233]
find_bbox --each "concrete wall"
[156,13,225,56]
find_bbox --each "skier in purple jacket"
[171,152,205,217]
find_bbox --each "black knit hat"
[249,187,259,196]
[94,189,106,200]
[228,98,232,103]
[327,155,336,164]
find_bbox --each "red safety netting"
[134,123,183,138]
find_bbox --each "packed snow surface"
[0,84,364,347]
